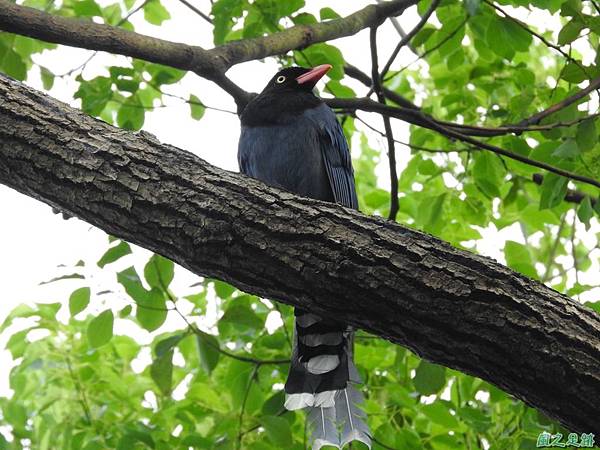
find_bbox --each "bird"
[238,65,371,450]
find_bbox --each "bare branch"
[517,76,600,126]
[384,16,468,82]
[344,63,420,110]
[177,0,213,24]
[370,26,399,221]
[379,0,440,79]
[328,97,600,189]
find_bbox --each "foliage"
[0,0,599,449]
[0,242,571,449]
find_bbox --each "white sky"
[0,0,598,400]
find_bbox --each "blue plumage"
[237,65,369,449]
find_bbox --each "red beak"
[296,64,332,85]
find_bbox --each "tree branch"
[370,26,399,221]
[379,0,440,79]
[1,74,598,434]
[327,97,600,189]
[0,0,417,107]
[344,63,420,110]
[177,0,213,25]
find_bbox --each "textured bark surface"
[0,74,599,433]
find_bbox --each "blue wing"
[309,104,359,210]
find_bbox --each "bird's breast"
[238,119,333,202]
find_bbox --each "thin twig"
[172,302,288,365]
[571,210,580,290]
[55,0,151,77]
[237,364,259,450]
[177,0,213,24]
[379,0,440,79]
[65,356,93,425]
[542,212,567,282]
[371,26,399,221]
[344,63,419,110]
[517,77,600,126]
[374,0,417,53]
[354,114,473,153]
[384,16,468,82]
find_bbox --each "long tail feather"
[336,386,371,448]
[307,406,339,450]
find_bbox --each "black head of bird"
[240,64,332,126]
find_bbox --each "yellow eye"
[276,75,286,84]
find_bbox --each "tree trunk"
[0,73,598,433]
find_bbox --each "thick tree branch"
[0,0,417,107]
[1,74,599,434]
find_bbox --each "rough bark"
[0,74,599,433]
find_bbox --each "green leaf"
[539,173,568,210]
[218,301,263,334]
[552,138,579,159]
[150,349,173,395]
[561,62,587,83]
[413,361,447,395]
[117,95,145,130]
[212,0,245,44]
[319,7,340,20]
[196,331,220,374]
[87,309,114,348]
[69,287,91,316]
[557,19,583,45]
[325,80,355,98]
[144,254,174,290]
[40,66,54,90]
[73,0,103,17]
[97,240,132,268]
[412,26,435,47]
[421,402,460,428]
[0,47,27,80]
[146,63,185,85]
[136,289,168,331]
[0,304,37,332]
[189,94,206,120]
[577,196,593,227]
[504,241,537,278]
[117,266,149,303]
[262,391,285,415]
[295,43,344,80]
[261,415,292,447]
[464,0,480,15]
[213,280,236,298]
[473,152,504,197]
[576,119,597,152]
[144,0,171,25]
[74,76,113,116]
[6,329,30,359]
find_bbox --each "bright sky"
[0,0,598,401]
